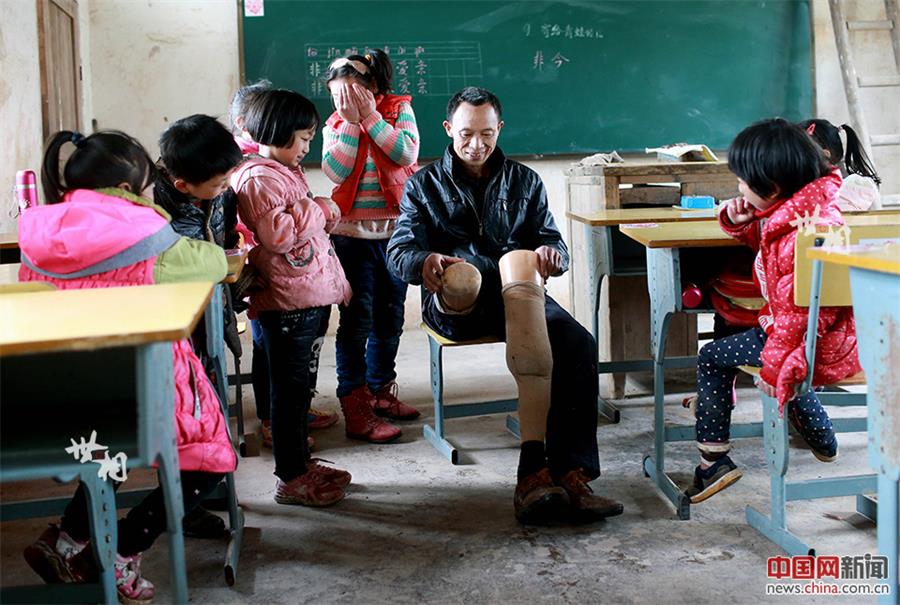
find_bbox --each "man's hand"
[422,253,464,293]
[534,245,563,280]
[724,197,756,225]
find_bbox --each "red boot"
[372,381,421,420]
[339,386,402,443]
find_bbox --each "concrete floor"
[0,328,882,604]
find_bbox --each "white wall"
[0,0,44,234]
[88,0,240,156]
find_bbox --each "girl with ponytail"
[798,119,882,210]
[321,49,421,442]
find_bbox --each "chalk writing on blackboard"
[523,23,604,39]
[304,41,483,99]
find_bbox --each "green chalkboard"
[241,0,813,161]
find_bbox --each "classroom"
[1,0,899,604]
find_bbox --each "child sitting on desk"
[19,130,236,605]
[798,119,882,211]
[684,118,861,504]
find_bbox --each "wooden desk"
[0,283,213,604]
[619,220,748,519]
[0,282,211,356]
[566,207,718,226]
[809,244,900,605]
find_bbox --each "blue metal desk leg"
[641,247,690,519]
[583,223,620,423]
[81,472,118,604]
[423,335,458,464]
[745,394,813,556]
[139,344,188,603]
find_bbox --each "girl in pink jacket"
[231,89,352,508]
[19,130,236,605]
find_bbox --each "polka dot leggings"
[695,327,835,452]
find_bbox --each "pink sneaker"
[23,524,88,584]
[274,466,346,507]
[308,458,352,489]
[114,553,155,605]
[308,407,339,430]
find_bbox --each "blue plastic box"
[680,195,716,209]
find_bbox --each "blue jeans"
[333,236,407,397]
[251,308,329,421]
[695,327,835,450]
[257,306,331,481]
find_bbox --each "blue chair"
[421,323,520,464]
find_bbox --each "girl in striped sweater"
[322,50,420,443]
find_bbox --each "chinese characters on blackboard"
[304,42,484,98]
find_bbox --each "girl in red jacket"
[322,49,421,443]
[685,118,861,504]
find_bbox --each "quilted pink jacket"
[231,156,351,315]
[18,188,237,473]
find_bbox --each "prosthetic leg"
[498,250,568,523]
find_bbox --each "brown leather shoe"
[558,469,624,520]
[514,468,569,525]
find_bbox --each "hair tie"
[805,123,816,136]
[364,53,372,62]
[330,57,369,75]
[70,132,85,147]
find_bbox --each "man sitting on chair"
[387,86,624,525]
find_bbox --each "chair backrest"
[794,223,900,307]
[794,222,900,394]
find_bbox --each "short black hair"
[243,89,320,148]
[446,87,503,122]
[728,118,830,201]
[229,79,272,133]
[159,115,242,184]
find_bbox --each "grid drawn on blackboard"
[304,41,483,98]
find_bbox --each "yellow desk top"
[807,243,900,276]
[0,231,18,249]
[844,210,900,226]
[619,220,741,249]
[567,207,719,226]
[0,282,213,356]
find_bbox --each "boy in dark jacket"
[155,114,244,537]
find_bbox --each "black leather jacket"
[387,145,568,291]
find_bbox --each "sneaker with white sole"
[684,456,743,504]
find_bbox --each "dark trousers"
[333,236,407,397]
[422,290,601,480]
[252,309,329,422]
[60,471,224,556]
[695,327,835,449]
[258,306,331,481]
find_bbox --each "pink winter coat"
[231,157,351,315]
[719,172,862,410]
[18,188,237,474]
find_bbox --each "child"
[322,49,420,443]
[155,114,242,538]
[799,119,882,211]
[685,118,862,504]
[228,81,339,447]
[231,89,352,506]
[19,130,236,604]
